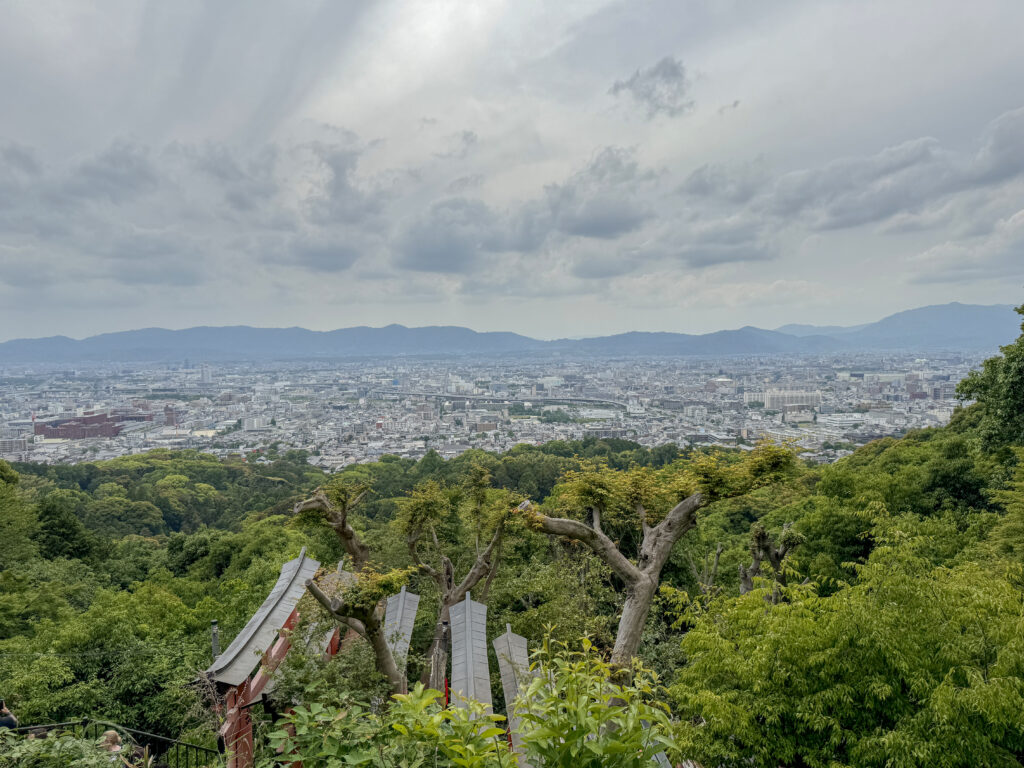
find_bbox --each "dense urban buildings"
[0,350,977,468]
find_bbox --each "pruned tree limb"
[294,489,370,571]
[526,491,703,665]
[531,513,643,585]
[739,522,802,601]
[306,578,405,694]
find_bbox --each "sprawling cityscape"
[0,350,973,468]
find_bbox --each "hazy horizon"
[0,300,1016,346]
[2,1,1023,340]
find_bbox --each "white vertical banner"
[493,623,533,763]
[384,585,420,662]
[449,591,492,712]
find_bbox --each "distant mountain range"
[0,303,1018,363]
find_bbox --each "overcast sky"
[1,0,1023,341]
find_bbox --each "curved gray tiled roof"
[206,547,321,687]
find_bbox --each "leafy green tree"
[672,542,1024,767]
[957,304,1024,449]
[399,475,510,688]
[0,460,37,567]
[517,636,679,768]
[523,461,701,666]
[0,730,117,768]
[33,490,98,561]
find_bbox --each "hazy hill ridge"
[0,303,1017,362]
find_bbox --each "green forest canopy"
[2,305,1024,767]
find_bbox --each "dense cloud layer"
[1,0,1023,339]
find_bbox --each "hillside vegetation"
[2,306,1023,767]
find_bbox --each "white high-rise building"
[746,390,822,409]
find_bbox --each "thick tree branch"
[532,513,643,585]
[418,513,509,687]
[638,492,703,575]
[407,534,439,580]
[687,552,701,584]
[294,490,370,571]
[636,503,651,537]
[305,578,405,694]
[690,542,724,596]
[708,542,723,592]
[479,538,502,603]
[451,516,506,602]
[526,490,703,666]
[655,493,703,539]
[739,523,801,600]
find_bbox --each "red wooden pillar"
[223,688,254,768]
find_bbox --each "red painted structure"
[218,608,341,768]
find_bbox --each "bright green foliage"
[260,686,510,768]
[979,447,1024,565]
[0,458,19,486]
[0,730,119,768]
[396,478,454,539]
[516,637,678,768]
[0,461,38,567]
[0,450,313,739]
[672,541,1024,767]
[261,699,406,767]
[336,565,415,613]
[266,623,390,710]
[261,639,676,768]
[957,304,1024,449]
[391,686,511,767]
[689,442,799,503]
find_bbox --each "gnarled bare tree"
[401,475,507,688]
[306,572,406,694]
[293,483,406,694]
[688,542,724,599]
[522,465,703,666]
[738,521,803,602]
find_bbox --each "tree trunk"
[411,521,506,688]
[306,579,406,695]
[610,574,659,667]
[423,601,452,688]
[527,492,701,666]
[364,611,407,695]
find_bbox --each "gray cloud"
[762,108,1024,230]
[569,250,646,279]
[669,215,778,268]
[394,198,502,273]
[910,208,1024,283]
[673,106,1024,255]
[968,107,1024,185]
[435,131,479,160]
[2,0,1024,338]
[288,236,361,273]
[305,141,384,225]
[609,56,694,118]
[1,143,40,177]
[542,147,656,239]
[61,141,160,205]
[446,174,484,194]
[680,159,767,204]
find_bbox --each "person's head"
[101,730,122,751]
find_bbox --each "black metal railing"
[11,719,220,767]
